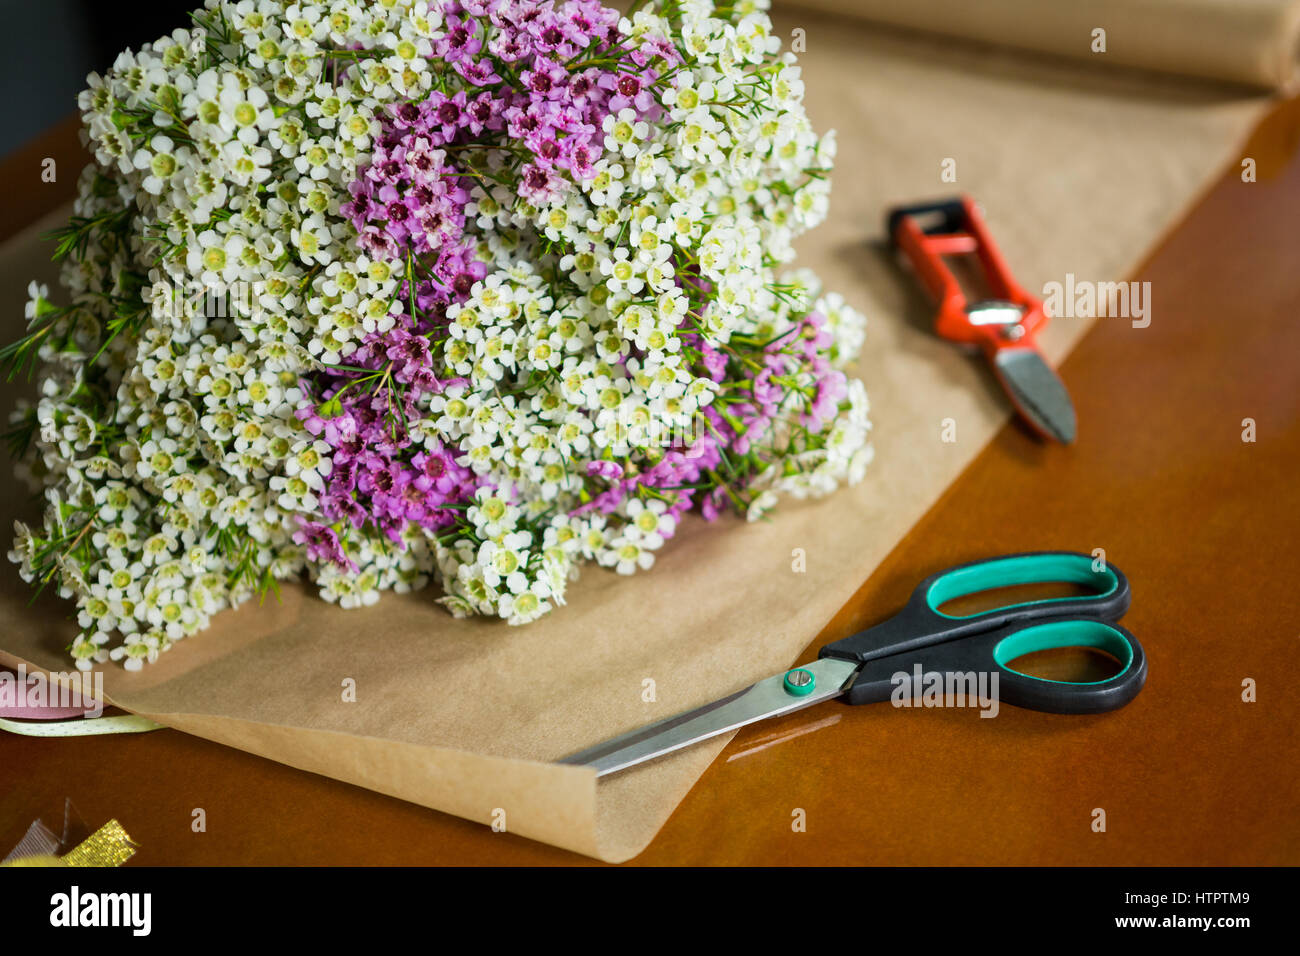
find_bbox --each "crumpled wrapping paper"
[787,0,1300,90]
[0,2,1278,860]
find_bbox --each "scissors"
[888,196,1077,444]
[560,551,1146,776]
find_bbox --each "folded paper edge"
[1,649,610,861]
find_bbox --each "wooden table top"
[2,100,1297,866]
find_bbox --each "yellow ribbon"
[2,819,137,868]
[2,855,65,867]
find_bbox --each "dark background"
[1,0,195,158]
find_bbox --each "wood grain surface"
[1,99,1296,865]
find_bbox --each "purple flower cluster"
[737,313,848,438]
[574,445,709,531]
[341,0,673,311]
[574,313,850,525]
[292,519,356,573]
[294,322,479,565]
[695,313,849,518]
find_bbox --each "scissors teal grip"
[560,551,1147,776]
[819,551,1145,714]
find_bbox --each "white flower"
[599,249,644,296]
[746,490,778,522]
[602,109,649,158]
[600,534,655,575]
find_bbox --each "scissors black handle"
[818,551,1146,715]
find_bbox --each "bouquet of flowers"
[7,0,871,670]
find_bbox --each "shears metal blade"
[995,347,1077,444]
[559,658,859,777]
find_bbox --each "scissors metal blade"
[993,347,1077,444]
[559,658,860,777]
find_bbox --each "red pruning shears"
[887,196,1076,444]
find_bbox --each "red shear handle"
[887,196,1047,356]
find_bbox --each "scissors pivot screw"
[783,668,816,696]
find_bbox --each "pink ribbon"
[0,703,97,719]
[0,670,102,719]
